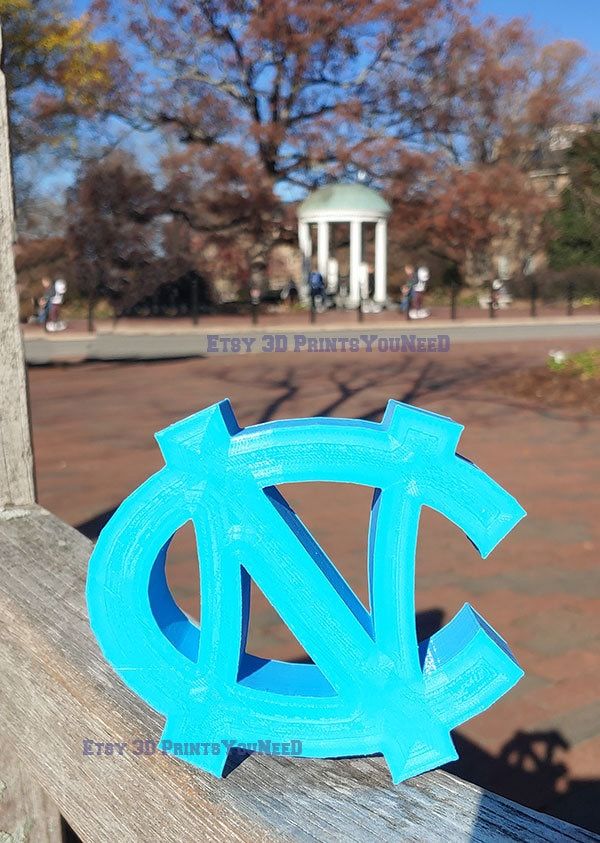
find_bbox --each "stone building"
[479,124,592,285]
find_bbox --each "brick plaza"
[28,337,600,831]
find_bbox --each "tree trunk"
[87,296,95,333]
[248,240,270,291]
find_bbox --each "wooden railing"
[0,26,596,843]
[2,507,599,842]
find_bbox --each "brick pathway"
[28,338,600,832]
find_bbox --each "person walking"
[308,267,326,312]
[400,264,416,313]
[491,278,506,310]
[409,266,430,319]
[33,276,52,325]
[45,278,67,332]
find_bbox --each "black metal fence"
[116,271,600,325]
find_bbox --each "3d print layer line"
[86,399,525,782]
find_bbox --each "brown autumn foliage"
[69,1,588,285]
[14,236,67,281]
[389,160,552,276]
[385,16,586,277]
[93,0,480,282]
[162,144,293,289]
[65,152,197,326]
[1,0,127,158]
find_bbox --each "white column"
[298,219,312,265]
[317,220,329,280]
[326,257,339,293]
[374,218,387,304]
[298,219,312,300]
[349,218,362,307]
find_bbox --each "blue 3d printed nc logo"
[86,399,525,783]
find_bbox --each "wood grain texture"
[0,507,596,842]
[0,740,63,843]
[0,26,36,507]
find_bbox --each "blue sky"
[45,0,599,197]
[74,0,600,57]
[479,0,600,56]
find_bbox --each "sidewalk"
[22,313,600,363]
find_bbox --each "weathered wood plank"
[0,507,595,842]
[0,24,55,837]
[0,740,64,843]
[0,26,36,507]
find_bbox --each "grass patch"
[547,349,600,381]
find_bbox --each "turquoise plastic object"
[86,399,525,782]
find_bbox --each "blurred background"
[3,0,599,833]
[6,0,600,324]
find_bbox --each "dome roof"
[298,183,391,216]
